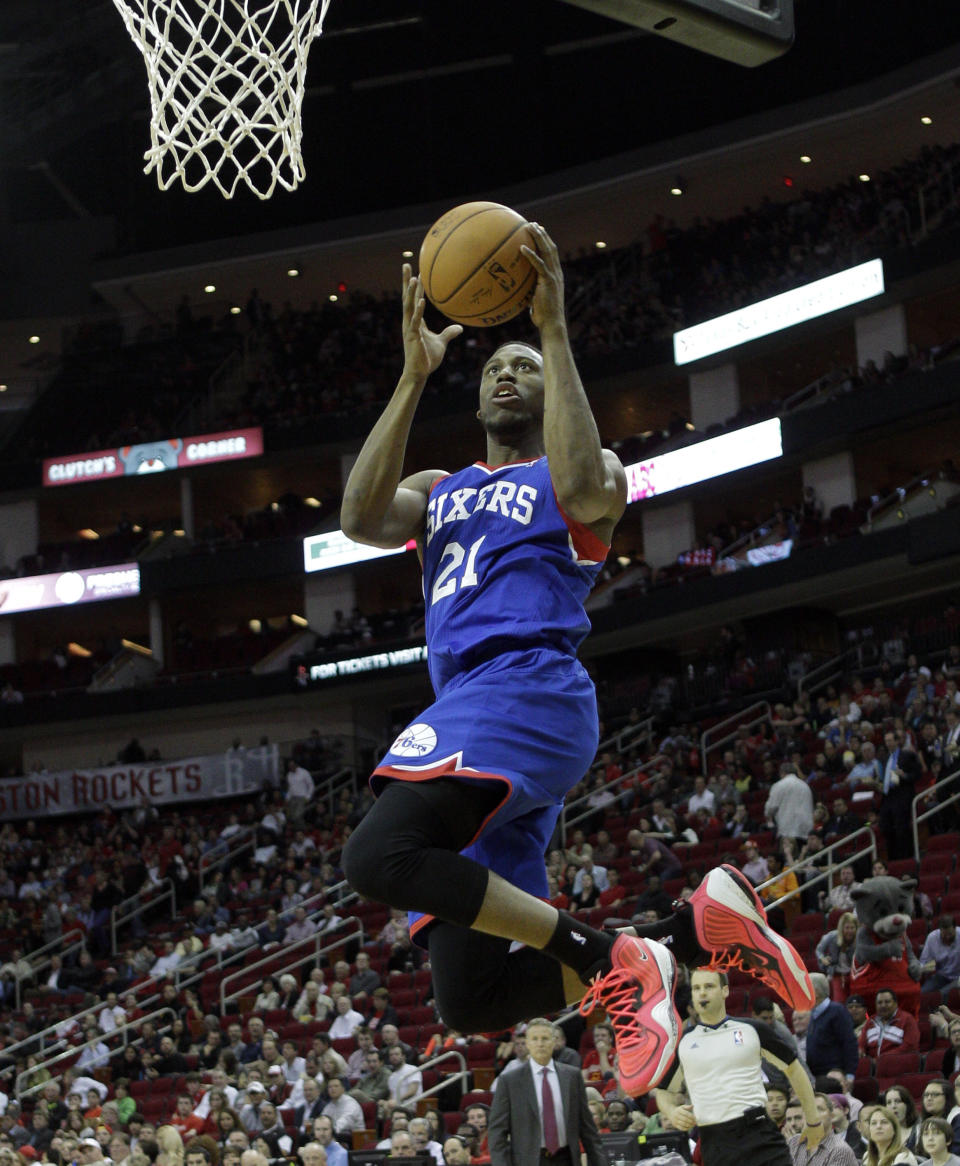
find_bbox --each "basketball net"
[111,0,333,199]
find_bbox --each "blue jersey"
[422,456,608,694]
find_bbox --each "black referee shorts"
[698,1106,791,1166]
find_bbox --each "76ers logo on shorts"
[389,723,438,757]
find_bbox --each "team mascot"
[848,874,922,1016]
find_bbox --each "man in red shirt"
[857,987,920,1057]
[598,869,627,912]
[168,1094,204,1142]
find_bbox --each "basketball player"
[341,224,813,1098]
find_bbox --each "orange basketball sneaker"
[579,934,682,1097]
[688,863,815,1010]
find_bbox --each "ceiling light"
[304,497,321,508]
[28,335,39,344]
[287,267,300,277]
[249,619,262,634]
[595,241,607,249]
[800,154,812,164]
[229,305,241,315]
[77,528,100,540]
[329,294,338,302]
[921,116,932,125]
[402,250,414,259]
[290,614,308,627]
[858,174,870,183]
[204,284,216,293]
[68,642,92,658]
[685,421,695,431]
[0,385,6,393]
[670,185,683,196]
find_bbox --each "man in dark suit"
[802,973,858,1081]
[489,1017,605,1166]
[294,1076,326,1139]
[879,729,922,860]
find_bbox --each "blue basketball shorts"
[371,647,599,942]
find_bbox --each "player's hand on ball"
[521,223,565,332]
[401,263,462,378]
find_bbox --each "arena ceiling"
[2,0,960,257]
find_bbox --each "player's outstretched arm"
[782,1055,826,1150]
[522,224,626,530]
[340,265,459,548]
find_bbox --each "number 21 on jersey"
[430,536,485,604]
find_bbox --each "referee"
[654,969,825,1166]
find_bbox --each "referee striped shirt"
[663,1016,797,1127]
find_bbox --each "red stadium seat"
[851,1078,879,1103]
[875,1051,921,1077]
[918,875,947,902]
[927,834,960,853]
[459,1090,493,1110]
[920,853,955,876]
[898,1072,936,1102]
[790,912,826,937]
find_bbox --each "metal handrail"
[198,829,255,892]
[782,368,851,414]
[219,919,364,1013]
[312,766,358,818]
[11,929,88,1010]
[13,1004,178,1101]
[699,701,771,774]
[795,650,848,699]
[560,756,666,848]
[912,765,960,863]
[414,1048,469,1103]
[755,824,878,910]
[599,716,656,759]
[110,878,176,954]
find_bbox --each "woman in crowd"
[253,977,279,1012]
[570,871,600,912]
[816,911,859,997]
[113,1041,145,1079]
[201,1091,228,1138]
[937,1019,960,1078]
[216,1110,242,1147]
[277,973,300,1011]
[760,851,800,932]
[864,1106,918,1166]
[155,1126,185,1166]
[169,1017,194,1054]
[907,1085,960,1157]
[884,1087,921,1152]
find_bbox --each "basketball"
[419,201,537,327]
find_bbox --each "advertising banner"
[0,564,140,615]
[43,427,264,486]
[0,745,279,820]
